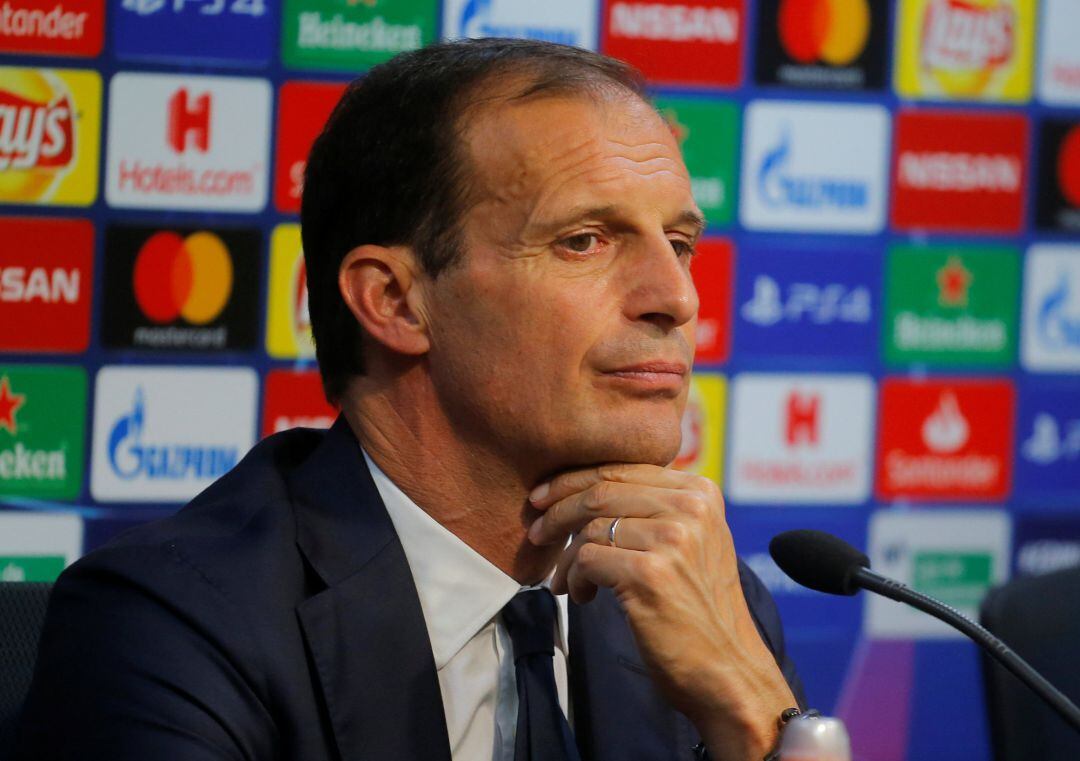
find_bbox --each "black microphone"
[769,529,1080,734]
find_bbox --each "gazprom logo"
[458,0,581,45]
[756,126,869,211]
[1036,274,1080,352]
[107,388,238,481]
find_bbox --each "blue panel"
[112,0,275,67]
[908,641,991,761]
[1015,381,1080,506]
[733,241,882,361]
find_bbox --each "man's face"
[421,89,702,478]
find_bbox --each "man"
[17,39,803,761]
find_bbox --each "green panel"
[0,365,86,500]
[653,96,740,226]
[913,551,993,610]
[282,0,438,71]
[0,555,66,582]
[883,243,1019,367]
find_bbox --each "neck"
[342,369,562,585]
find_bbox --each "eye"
[558,233,604,254]
[670,239,696,258]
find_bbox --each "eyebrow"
[535,205,707,238]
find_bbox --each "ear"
[338,244,430,358]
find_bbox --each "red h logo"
[785,392,819,447]
[167,88,211,154]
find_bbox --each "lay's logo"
[0,67,100,206]
[921,0,1015,73]
[895,0,1035,102]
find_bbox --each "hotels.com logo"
[727,374,874,504]
[106,72,269,212]
[785,392,819,447]
[167,88,210,154]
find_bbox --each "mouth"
[600,361,689,393]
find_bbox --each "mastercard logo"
[778,0,870,66]
[133,231,233,325]
[1058,125,1080,208]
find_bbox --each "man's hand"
[527,463,797,761]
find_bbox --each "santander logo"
[921,391,970,454]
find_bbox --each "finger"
[566,543,642,603]
[528,482,676,546]
[552,517,681,595]
[530,462,694,509]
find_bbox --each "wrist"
[687,660,798,761]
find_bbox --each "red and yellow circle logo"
[1058,125,1080,209]
[778,0,870,65]
[133,231,233,325]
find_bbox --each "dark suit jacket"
[16,418,804,761]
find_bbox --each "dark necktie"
[501,589,581,761]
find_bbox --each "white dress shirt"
[363,451,571,761]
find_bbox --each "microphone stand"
[852,566,1080,733]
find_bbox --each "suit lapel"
[291,418,452,761]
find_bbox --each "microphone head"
[769,529,870,596]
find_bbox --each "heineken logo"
[884,245,1018,366]
[283,0,435,70]
[0,366,85,500]
[937,256,971,307]
[0,375,25,434]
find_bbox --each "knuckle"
[586,517,610,543]
[586,481,613,512]
[679,492,710,520]
[658,521,689,548]
[635,553,665,587]
[598,462,634,482]
[695,475,721,499]
[577,542,600,567]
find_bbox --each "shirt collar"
[363,450,569,669]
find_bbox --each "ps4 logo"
[1021,412,1080,465]
[121,0,265,16]
[458,0,579,45]
[741,275,871,327]
[757,126,869,212]
[1036,274,1080,352]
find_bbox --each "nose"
[623,233,699,332]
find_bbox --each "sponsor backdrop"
[1,1,1079,758]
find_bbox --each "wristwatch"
[763,707,821,761]
[689,707,819,761]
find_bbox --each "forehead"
[461,90,691,211]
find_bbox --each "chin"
[572,418,683,468]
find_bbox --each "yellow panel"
[672,373,727,486]
[894,0,1035,102]
[0,67,101,206]
[265,223,314,359]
